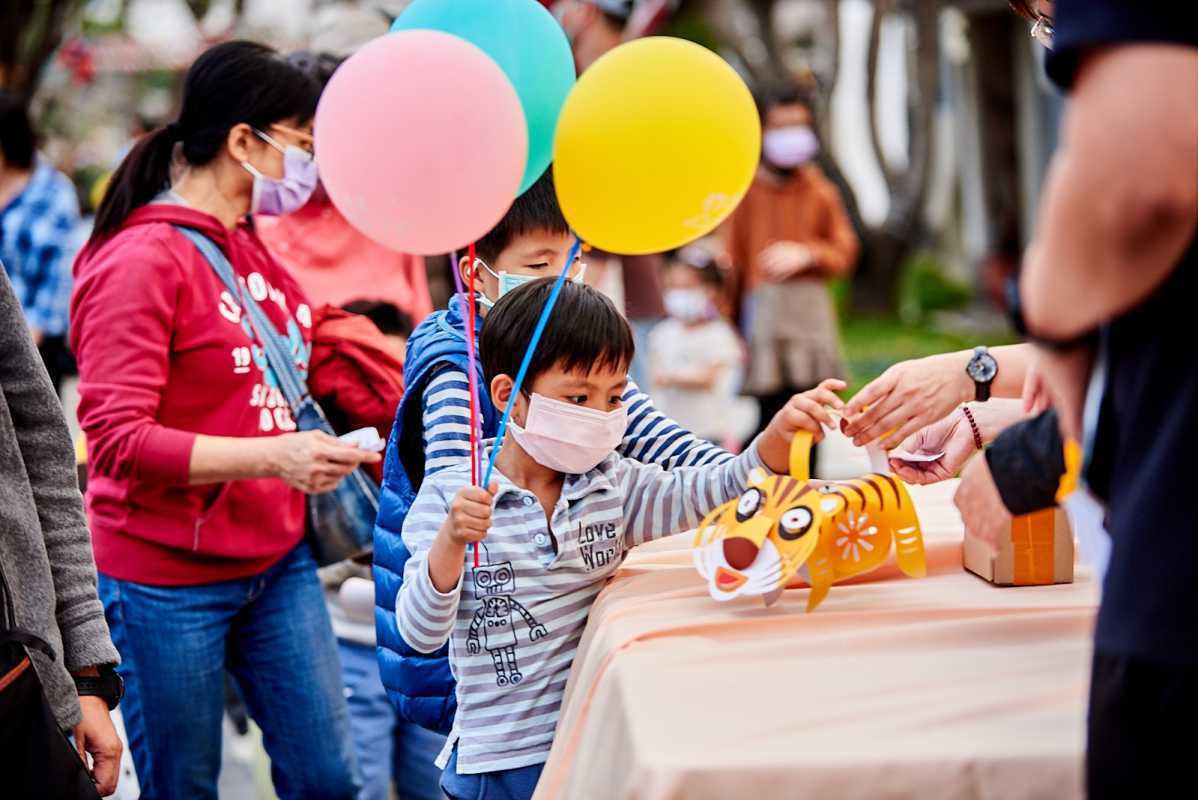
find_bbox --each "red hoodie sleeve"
[71,229,197,485]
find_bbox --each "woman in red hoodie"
[71,41,378,799]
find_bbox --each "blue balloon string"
[482,236,583,487]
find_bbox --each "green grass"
[840,316,1015,397]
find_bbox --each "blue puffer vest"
[373,295,499,734]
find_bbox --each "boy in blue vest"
[373,170,736,736]
[397,279,844,798]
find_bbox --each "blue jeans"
[338,639,446,800]
[439,748,543,800]
[98,543,359,800]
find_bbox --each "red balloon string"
[466,241,481,567]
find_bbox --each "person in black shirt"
[1007,0,1198,794]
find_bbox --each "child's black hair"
[481,278,634,392]
[341,299,413,339]
[460,168,570,265]
[669,246,724,289]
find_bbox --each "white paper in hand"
[339,427,386,453]
[890,450,946,464]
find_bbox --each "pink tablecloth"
[535,481,1097,799]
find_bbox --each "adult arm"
[72,234,371,492]
[0,272,118,673]
[1020,44,1198,340]
[984,409,1065,517]
[843,343,1036,448]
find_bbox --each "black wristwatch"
[1006,276,1097,351]
[965,346,998,402]
[75,665,124,711]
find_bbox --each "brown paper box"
[964,508,1074,586]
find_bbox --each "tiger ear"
[748,468,769,488]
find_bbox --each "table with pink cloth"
[535,481,1098,800]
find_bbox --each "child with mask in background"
[373,169,736,741]
[397,278,845,798]
[724,85,860,474]
[650,245,755,448]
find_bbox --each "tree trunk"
[0,0,86,103]
[853,0,941,312]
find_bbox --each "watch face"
[968,352,998,382]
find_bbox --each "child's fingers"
[804,386,845,413]
[785,395,834,431]
[455,500,493,522]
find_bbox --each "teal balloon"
[393,0,576,195]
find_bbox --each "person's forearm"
[985,410,1065,516]
[965,398,1031,444]
[931,344,1035,403]
[188,434,281,485]
[1021,46,1198,339]
[427,524,468,594]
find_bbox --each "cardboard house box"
[964,508,1074,585]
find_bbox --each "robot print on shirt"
[467,561,549,687]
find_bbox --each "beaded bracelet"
[961,405,984,450]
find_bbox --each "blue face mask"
[474,257,588,309]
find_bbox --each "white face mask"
[664,287,714,323]
[474,257,588,309]
[509,392,628,474]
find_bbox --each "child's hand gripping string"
[429,482,498,593]
[756,379,847,474]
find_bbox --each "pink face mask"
[509,392,628,474]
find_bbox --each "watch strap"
[74,669,123,710]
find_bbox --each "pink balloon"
[314,31,527,255]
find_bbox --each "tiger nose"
[723,537,760,570]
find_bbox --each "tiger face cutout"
[693,431,926,611]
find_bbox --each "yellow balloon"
[553,37,761,255]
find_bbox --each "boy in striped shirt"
[374,172,749,738]
[397,279,844,798]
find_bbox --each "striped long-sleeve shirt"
[397,440,766,774]
[421,364,730,478]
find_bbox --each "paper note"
[339,427,386,452]
[889,450,945,463]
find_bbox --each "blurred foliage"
[897,252,973,324]
[841,316,1016,397]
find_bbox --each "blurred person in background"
[650,245,753,449]
[0,91,82,395]
[725,85,859,473]
[257,51,433,328]
[71,41,378,799]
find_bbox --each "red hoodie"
[71,204,314,585]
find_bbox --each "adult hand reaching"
[842,352,973,450]
[888,411,978,485]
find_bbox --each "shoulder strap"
[174,226,309,412]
